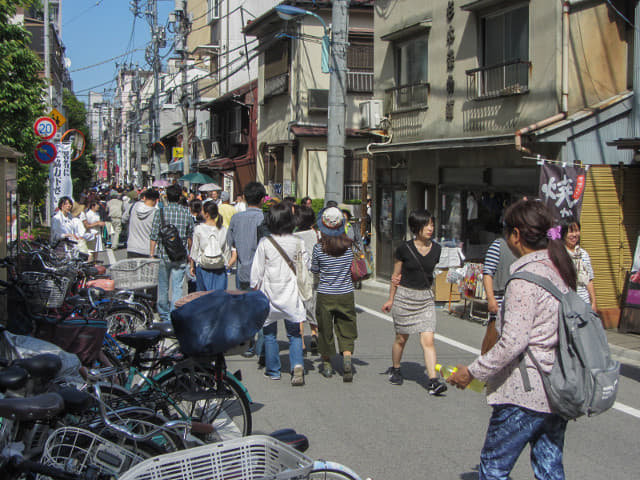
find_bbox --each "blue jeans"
[157,259,188,322]
[479,404,568,480]
[195,266,227,291]
[263,320,304,379]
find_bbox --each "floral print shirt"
[468,250,569,413]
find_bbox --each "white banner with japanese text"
[538,163,587,221]
[50,142,73,217]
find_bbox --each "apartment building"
[364,0,640,324]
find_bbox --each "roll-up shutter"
[580,166,640,311]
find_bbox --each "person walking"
[107,191,124,250]
[234,193,247,213]
[311,207,358,382]
[251,202,309,386]
[189,202,230,291]
[218,191,236,228]
[381,209,447,395]
[447,199,576,480]
[561,216,596,309]
[124,189,159,259]
[294,205,320,355]
[81,200,105,262]
[51,196,81,244]
[149,184,194,322]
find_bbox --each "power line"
[63,0,105,27]
[70,46,147,72]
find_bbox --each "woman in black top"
[381,210,447,395]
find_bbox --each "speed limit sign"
[34,117,57,140]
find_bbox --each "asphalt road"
[107,249,640,479]
[226,283,640,480]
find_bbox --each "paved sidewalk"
[360,278,640,368]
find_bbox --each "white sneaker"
[291,365,305,386]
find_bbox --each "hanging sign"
[34,117,57,140]
[49,143,73,217]
[34,141,58,164]
[538,162,587,221]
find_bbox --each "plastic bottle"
[436,364,486,393]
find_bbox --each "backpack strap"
[506,270,564,393]
[159,205,166,227]
[267,236,296,274]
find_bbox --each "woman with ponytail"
[447,199,575,480]
[189,202,230,291]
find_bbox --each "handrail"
[465,59,531,75]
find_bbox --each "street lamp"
[275,5,330,74]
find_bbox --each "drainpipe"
[515,2,570,152]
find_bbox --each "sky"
[61,0,174,106]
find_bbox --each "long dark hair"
[321,234,353,257]
[203,201,223,228]
[503,199,576,290]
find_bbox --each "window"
[207,0,219,23]
[347,35,373,93]
[385,34,429,112]
[264,40,290,99]
[466,5,530,99]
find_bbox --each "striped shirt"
[483,239,503,321]
[311,243,354,295]
[149,203,194,260]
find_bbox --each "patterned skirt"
[391,285,436,334]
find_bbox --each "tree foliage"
[63,88,95,194]
[0,0,48,204]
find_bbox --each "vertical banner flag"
[538,162,587,221]
[50,143,73,217]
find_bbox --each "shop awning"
[168,160,183,172]
[362,133,514,155]
[200,154,253,171]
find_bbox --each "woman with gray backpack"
[189,202,231,291]
[446,199,584,479]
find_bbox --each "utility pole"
[325,0,349,204]
[175,0,191,185]
[134,65,142,187]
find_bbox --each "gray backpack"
[510,271,620,420]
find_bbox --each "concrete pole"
[179,0,190,187]
[151,0,162,181]
[634,1,640,138]
[325,0,349,204]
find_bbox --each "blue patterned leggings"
[479,404,568,480]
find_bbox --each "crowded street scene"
[1,1,640,479]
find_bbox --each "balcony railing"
[384,83,430,113]
[347,71,373,93]
[466,60,531,100]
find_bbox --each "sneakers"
[386,367,403,386]
[263,372,281,380]
[291,365,305,386]
[427,377,448,396]
[343,355,353,383]
[319,361,335,378]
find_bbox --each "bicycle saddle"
[117,330,163,351]
[149,321,174,337]
[0,365,29,392]
[13,353,62,379]
[56,386,94,414]
[0,392,65,421]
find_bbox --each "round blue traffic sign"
[34,117,57,140]
[34,141,57,164]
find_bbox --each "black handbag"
[159,207,187,262]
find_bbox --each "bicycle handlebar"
[92,384,192,441]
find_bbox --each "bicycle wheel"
[308,460,362,480]
[156,366,252,442]
[104,308,148,336]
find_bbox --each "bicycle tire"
[103,308,149,336]
[308,460,362,480]
[155,366,252,442]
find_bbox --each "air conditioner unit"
[359,100,383,129]
[308,89,329,113]
[211,141,220,156]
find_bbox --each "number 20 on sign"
[34,117,57,140]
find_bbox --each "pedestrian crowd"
[51,181,602,480]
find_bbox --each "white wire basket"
[40,427,144,477]
[109,259,160,290]
[119,435,313,480]
[20,272,71,308]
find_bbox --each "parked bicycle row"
[0,239,364,479]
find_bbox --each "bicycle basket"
[109,259,160,290]
[40,427,144,477]
[20,271,71,309]
[119,435,313,480]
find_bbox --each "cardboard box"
[434,270,461,302]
